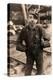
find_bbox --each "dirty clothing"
[16,24,50,75]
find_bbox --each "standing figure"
[16,13,50,75]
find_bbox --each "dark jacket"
[16,24,50,52]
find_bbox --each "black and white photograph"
[7,3,52,76]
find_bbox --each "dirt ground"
[8,34,52,76]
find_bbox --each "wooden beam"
[21,4,27,24]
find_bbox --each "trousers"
[24,47,43,75]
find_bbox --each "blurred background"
[7,4,52,76]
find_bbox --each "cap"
[29,11,38,19]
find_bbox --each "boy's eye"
[30,17,32,18]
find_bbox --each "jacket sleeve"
[41,27,50,48]
[16,28,26,52]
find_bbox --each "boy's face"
[28,14,37,26]
[28,14,34,26]
[28,14,34,22]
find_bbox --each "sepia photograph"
[7,3,52,76]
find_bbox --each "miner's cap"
[28,12,38,19]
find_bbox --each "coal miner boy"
[16,12,50,75]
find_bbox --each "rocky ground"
[8,35,52,76]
